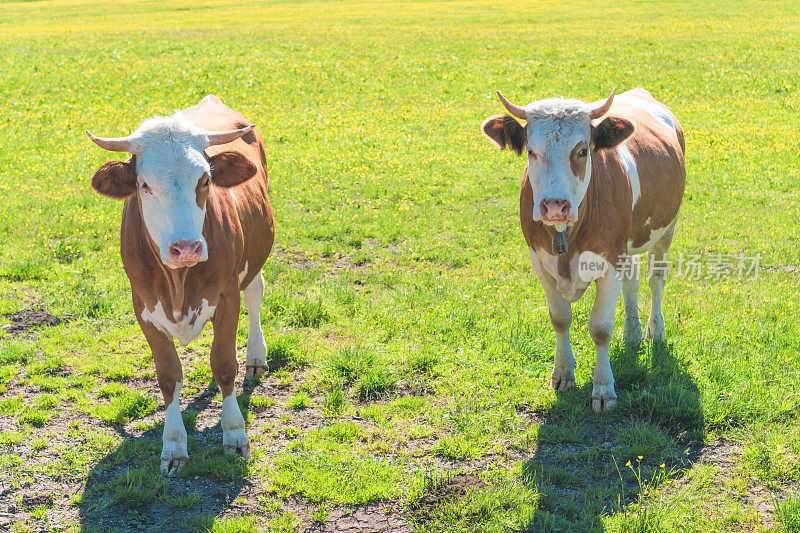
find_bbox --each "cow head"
[481,89,634,231]
[88,115,257,268]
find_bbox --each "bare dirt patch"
[2,308,64,337]
[407,473,486,523]
[304,503,411,533]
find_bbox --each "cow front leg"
[242,271,268,377]
[135,303,188,476]
[622,255,642,346]
[589,271,623,412]
[211,291,251,459]
[530,249,574,391]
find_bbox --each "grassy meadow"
[1,0,800,531]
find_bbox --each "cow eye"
[578,148,588,158]
[527,147,538,160]
[139,182,151,193]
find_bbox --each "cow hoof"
[223,429,252,460]
[550,371,575,391]
[223,441,252,460]
[591,384,617,412]
[623,327,643,346]
[245,364,267,378]
[160,454,189,477]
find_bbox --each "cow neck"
[134,195,191,315]
[537,199,591,285]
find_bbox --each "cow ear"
[208,151,258,188]
[481,114,526,156]
[91,158,137,199]
[591,117,634,151]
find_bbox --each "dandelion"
[625,460,631,467]
[637,455,643,461]
[660,463,665,468]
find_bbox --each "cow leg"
[243,271,268,377]
[589,271,623,412]
[210,290,251,459]
[530,249,574,391]
[135,302,188,476]
[646,225,676,342]
[622,255,642,346]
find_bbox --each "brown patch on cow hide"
[570,141,588,181]
[196,172,210,208]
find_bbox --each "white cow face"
[481,90,634,232]
[136,141,211,267]
[524,102,593,230]
[88,114,258,268]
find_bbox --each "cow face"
[482,90,633,232]
[88,115,257,268]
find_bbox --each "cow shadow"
[77,375,264,532]
[519,340,705,532]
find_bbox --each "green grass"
[1,0,799,530]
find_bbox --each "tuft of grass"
[162,490,201,509]
[322,388,346,418]
[0,396,24,416]
[93,391,157,425]
[775,489,800,532]
[248,394,276,412]
[265,336,307,371]
[0,341,34,366]
[356,366,397,402]
[97,382,130,398]
[180,451,250,481]
[321,422,365,443]
[325,345,375,385]
[286,390,312,410]
[110,467,166,508]
[407,349,440,375]
[287,298,330,328]
[19,408,52,427]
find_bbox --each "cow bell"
[552,231,568,255]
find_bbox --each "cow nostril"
[561,201,571,214]
[169,245,181,258]
[192,242,203,254]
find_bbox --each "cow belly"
[141,299,217,347]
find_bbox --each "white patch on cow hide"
[617,91,678,139]
[161,381,187,461]
[141,299,217,347]
[616,143,640,209]
[627,215,678,255]
[238,261,249,284]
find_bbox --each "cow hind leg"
[646,225,676,342]
[243,271,268,377]
[622,255,642,346]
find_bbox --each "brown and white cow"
[88,95,275,475]
[481,88,685,412]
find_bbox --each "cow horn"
[589,88,616,119]
[86,130,134,153]
[206,125,255,146]
[496,91,527,120]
